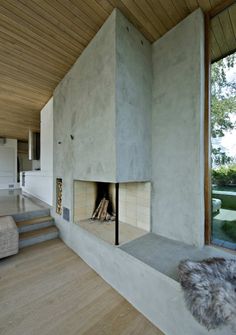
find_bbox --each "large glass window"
[211,53,236,250]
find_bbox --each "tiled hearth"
[73,180,150,245]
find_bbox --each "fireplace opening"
[73,180,151,245]
[92,182,115,221]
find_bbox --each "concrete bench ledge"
[56,218,236,335]
[120,233,236,281]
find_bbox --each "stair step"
[19,226,59,248]
[13,208,50,223]
[17,216,54,233]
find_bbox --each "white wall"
[22,98,53,205]
[32,160,40,170]
[22,171,53,205]
[151,9,205,247]
[40,98,53,174]
[0,139,18,189]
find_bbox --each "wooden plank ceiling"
[211,3,236,62]
[0,0,233,140]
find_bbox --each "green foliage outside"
[211,55,236,246]
[222,220,236,241]
[211,54,236,167]
[212,164,236,186]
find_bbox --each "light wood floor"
[0,239,164,335]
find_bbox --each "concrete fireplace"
[53,9,152,245]
[73,180,150,245]
[52,7,211,335]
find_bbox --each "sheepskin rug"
[178,258,236,330]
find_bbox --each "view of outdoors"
[211,52,236,249]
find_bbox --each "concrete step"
[13,208,51,223]
[17,216,54,233]
[19,226,59,248]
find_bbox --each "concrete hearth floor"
[77,219,148,245]
[0,189,49,216]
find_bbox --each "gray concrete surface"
[120,233,236,281]
[116,11,152,182]
[151,9,205,247]
[55,219,234,335]
[54,11,116,185]
[52,8,236,335]
[54,9,152,185]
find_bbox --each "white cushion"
[212,198,222,213]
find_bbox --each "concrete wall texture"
[53,10,116,214]
[151,9,205,247]
[54,8,204,245]
[115,11,152,182]
[50,8,230,335]
[53,9,152,186]
[54,11,116,185]
[53,8,152,221]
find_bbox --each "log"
[100,200,109,221]
[92,198,104,219]
[97,198,106,219]
[92,197,115,221]
[106,213,111,221]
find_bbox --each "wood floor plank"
[0,239,164,335]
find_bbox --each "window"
[210,53,236,250]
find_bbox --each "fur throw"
[178,258,236,330]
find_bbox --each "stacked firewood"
[56,179,62,215]
[92,197,115,222]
